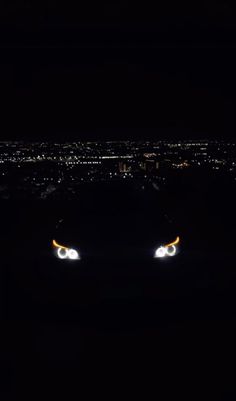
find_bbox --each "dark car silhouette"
[52,180,180,262]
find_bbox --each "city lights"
[0,140,235,200]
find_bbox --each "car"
[51,180,181,263]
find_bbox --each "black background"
[1,3,236,400]
[2,179,236,400]
[0,1,236,141]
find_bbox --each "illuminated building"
[140,159,159,172]
[118,162,130,173]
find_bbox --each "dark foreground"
[1,182,236,400]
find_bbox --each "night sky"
[1,1,236,141]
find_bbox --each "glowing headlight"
[154,237,180,259]
[53,240,80,260]
[165,245,176,256]
[155,246,167,258]
[67,249,79,260]
[57,247,68,259]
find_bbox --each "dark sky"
[1,1,236,141]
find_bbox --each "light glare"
[165,244,176,256]
[57,247,68,259]
[56,246,80,260]
[68,249,79,260]
[155,246,167,258]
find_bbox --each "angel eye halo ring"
[154,237,180,259]
[52,240,80,260]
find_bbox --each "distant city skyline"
[1,139,235,200]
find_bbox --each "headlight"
[154,237,180,259]
[52,240,80,260]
